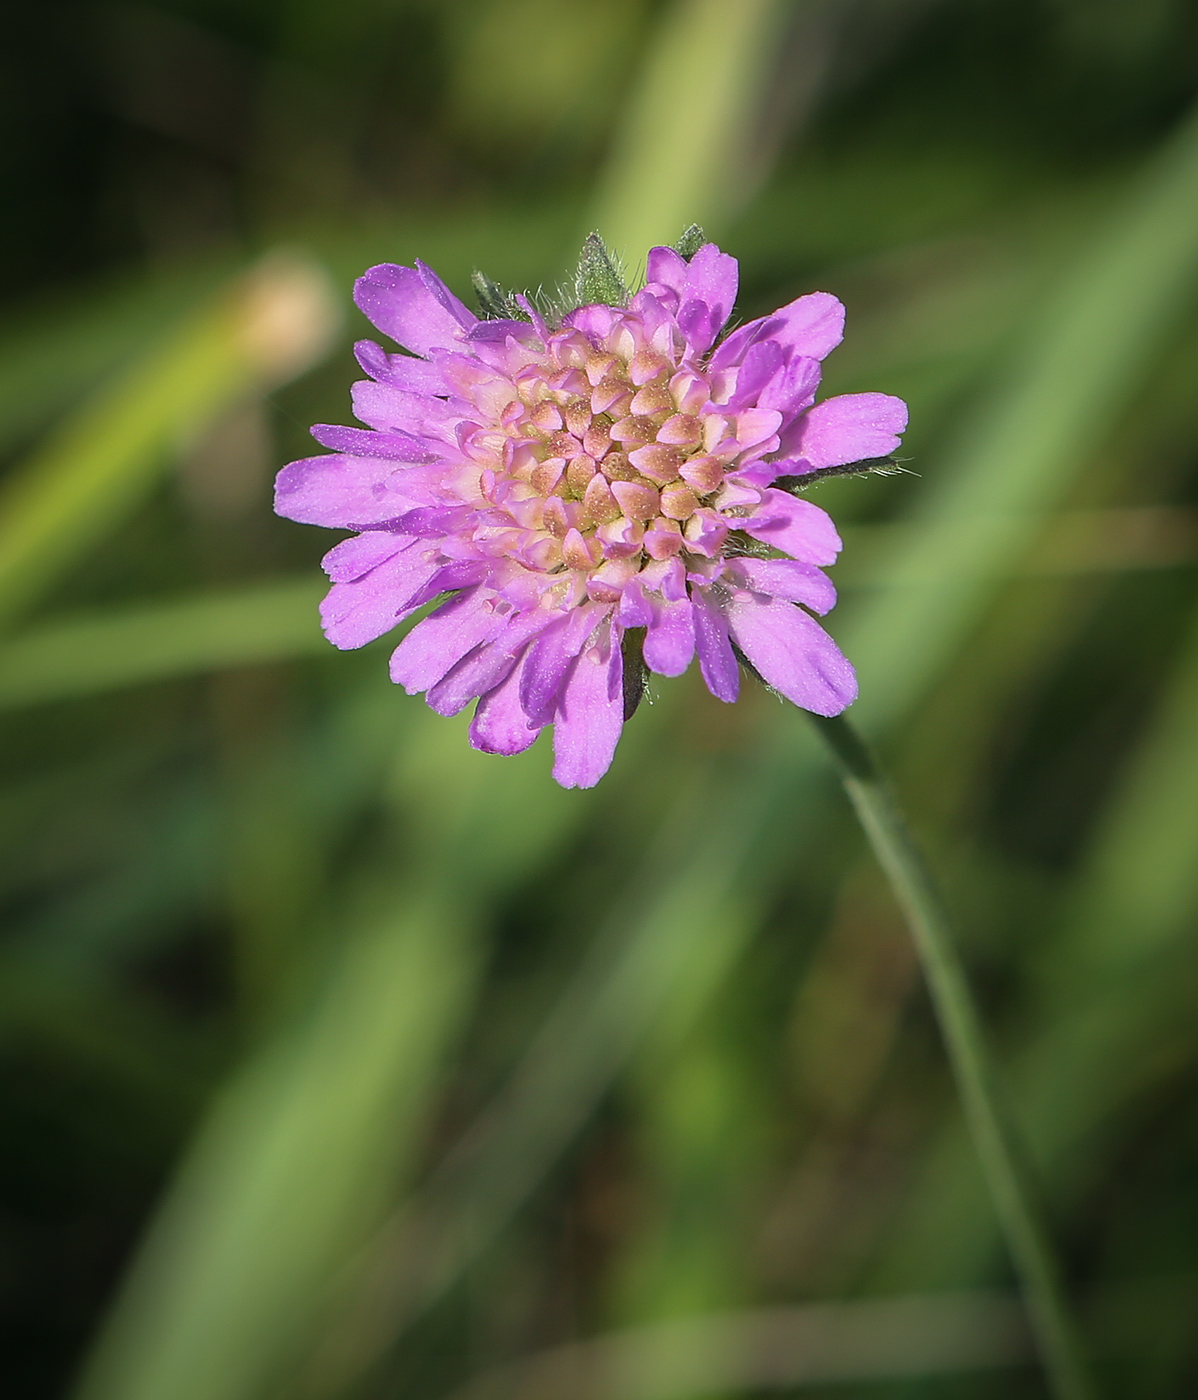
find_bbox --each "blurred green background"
[4,1,1198,1397]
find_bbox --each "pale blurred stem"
[808,712,1098,1400]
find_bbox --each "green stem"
[809,712,1097,1400]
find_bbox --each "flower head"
[275,235,907,787]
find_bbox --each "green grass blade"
[0,578,325,709]
[0,263,230,457]
[72,885,484,1400]
[847,101,1198,730]
[588,0,792,258]
[71,716,591,1400]
[874,591,1198,1292]
[292,765,765,1395]
[0,254,336,633]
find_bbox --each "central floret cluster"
[275,240,907,787]
[487,323,734,579]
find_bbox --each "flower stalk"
[809,712,1097,1400]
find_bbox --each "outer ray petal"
[552,625,624,789]
[470,655,543,755]
[787,391,909,469]
[725,595,857,715]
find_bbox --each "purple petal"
[691,589,739,703]
[416,260,478,332]
[354,263,475,358]
[552,626,624,789]
[680,244,738,341]
[309,424,443,462]
[788,392,908,470]
[643,596,695,677]
[425,609,555,717]
[354,340,448,395]
[724,340,784,410]
[644,246,688,298]
[731,407,784,453]
[564,304,621,343]
[402,558,490,611]
[678,300,721,355]
[394,505,474,539]
[519,604,603,726]
[350,381,457,436]
[742,490,842,566]
[712,292,845,371]
[617,579,653,629]
[389,589,511,694]
[725,595,856,715]
[319,546,439,649]
[321,530,412,583]
[470,656,542,756]
[756,354,822,416]
[728,557,837,615]
[464,319,541,348]
[767,291,845,361]
[274,454,425,528]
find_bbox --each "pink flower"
[275,239,907,788]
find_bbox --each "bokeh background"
[4,1,1198,1397]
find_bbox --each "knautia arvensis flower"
[275,233,907,787]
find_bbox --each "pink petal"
[354,340,448,395]
[354,263,475,358]
[725,595,856,715]
[319,546,439,649]
[519,604,604,725]
[731,407,784,452]
[643,596,695,677]
[274,454,425,528]
[309,424,442,462]
[789,392,908,469]
[742,490,842,566]
[616,579,654,628]
[426,609,556,717]
[389,589,511,694]
[691,589,739,703]
[711,292,844,370]
[350,381,457,436]
[769,291,846,361]
[470,655,542,756]
[676,244,739,350]
[724,340,783,409]
[729,557,837,615]
[756,354,822,416]
[564,304,621,342]
[552,626,624,789]
[644,245,688,299]
[321,531,412,583]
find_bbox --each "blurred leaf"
[0,253,337,633]
[0,577,324,710]
[873,589,1198,1292]
[589,0,793,258]
[71,713,593,1400]
[292,756,765,1395]
[0,263,228,458]
[845,99,1198,730]
[441,1276,1198,1400]
[73,884,484,1400]
[447,1292,1033,1400]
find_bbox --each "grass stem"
[809,712,1097,1400]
